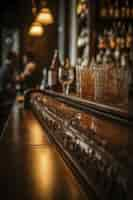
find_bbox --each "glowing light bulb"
[36,8,54,25]
[29,22,44,36]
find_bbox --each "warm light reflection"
[36,8,54,25]
[43,95,128,146]
[79,112,128,145]
[12,104,20,143]
[90,117,97,133]
[27,121,45,144]
[31,147,55,196]
[29,22,44,36]
[27,145,84,199]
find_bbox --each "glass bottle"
[126,24,133,49]
[109,31,116,50]
[80,58,95,99]
[47,49,61,90]
[120,24,126,51]
[100,0,107,17]
[121,0,126,18]
[96,50,104,64]
[114,0,120,18]
[98,33,106,50]
[115,21,122,48]
[40,67,47,90]
[120,53,129,103]
[94,56,105,101]
[126,0,130,18]
[114,47,121,64]
[79,0,88,21]
[104,46,119,101]
[108,0,114,17]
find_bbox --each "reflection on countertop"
[0,102,91,200]
[39,94,129,147]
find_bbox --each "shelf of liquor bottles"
[100,0,133,19]
[44,0,132,114]
[96,0,133,56]
[96,21,133,62]
[84,0,133,111]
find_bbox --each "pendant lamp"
[36,7,54,25]
[29,22,44,36]
[28,0,44,36]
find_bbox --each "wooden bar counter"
[0,89,132,200]
[24,89,132,200]
[0,101,94,200]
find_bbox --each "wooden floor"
[0,101,97,200]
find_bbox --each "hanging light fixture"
[29,22,44,36]
[28,0,44,36]
[36,8,54,25]
[36,1,54,25]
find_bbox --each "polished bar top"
[37,94,129,146]
[30,92,131,170]
[0,102,97,200]
[45,90,130,117]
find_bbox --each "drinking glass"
[58,67,74,95]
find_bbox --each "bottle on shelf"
[77,27,89,48]
[40,67,47,90]
[79,57,95,99]
[109,31,116,50]
[47,49,61,91]
[121,0,126,18]
[77,0,88,15]
[108,0,114,17]
[125,0,130,18]
[119,24,126,51]
[114,0,120,18]
[114,47,121,64]
[96,50,104,64]
[78,0,88,22]
[100,0,107,17]
[120,52,129,102]
[126,24,133,49]
[98,34,106,50]
[115,22,122,49]
[95,0,133,103]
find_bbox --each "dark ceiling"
[1,0,32,26]
[1,0,54,12]
[1,0,56,27]
[1,0,23,12]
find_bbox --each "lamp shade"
[36,8,54,25]
[29,22,44,36]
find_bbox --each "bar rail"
[25,89,132,126]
